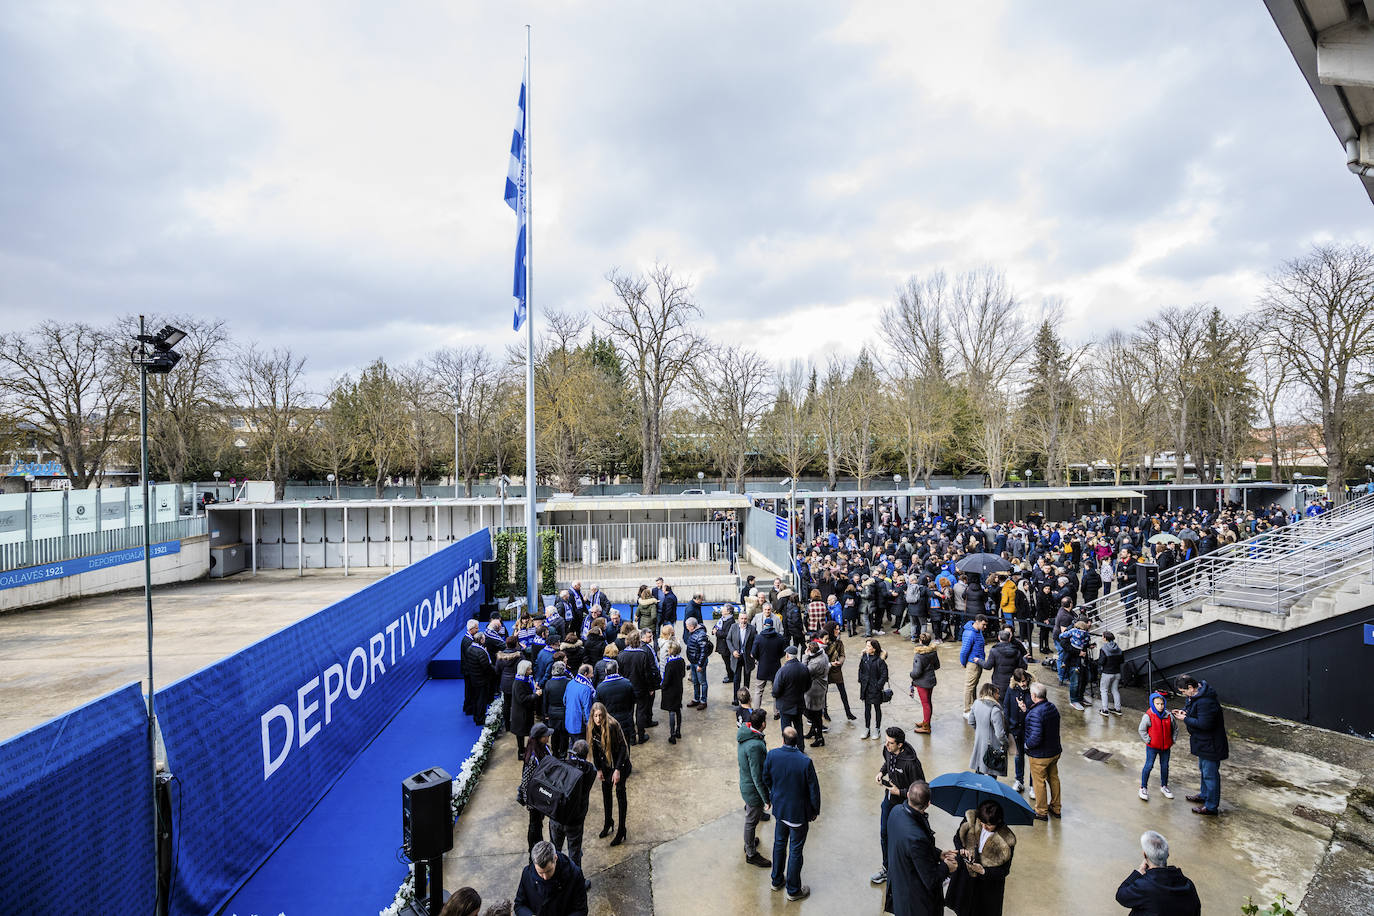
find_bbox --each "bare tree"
[1260,243,1374,502]
[686,344,773,491]
[429,345,497,496]
[964,390,1020,489]
[835,350,887,490]
[947,267,1031,391]
[814,355,849,489]
[1252,338,1291,483]
[1136,305,1208,482]
[1087,332,1152,485]
[881,274,957,485]
[602,263,702,493]
[232,346,310,500]
[117,315,231,482]
[396,362,441,497]
[760,360,821,492]
[0,322,133,488]
[526,311,621,493]
[311,376,361,487]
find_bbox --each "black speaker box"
[480,560,496,603]
[403,767,453,861]
[1135,562,1160,601]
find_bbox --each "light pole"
[779,476,797,588]
[213,470,221,503]
[697,470,705,490]
[1025,468,1033,487]
[498,474,511,531]
[23,472,34,493]
[327,473,337,500]
[130,318,184,916]
[454,389,461,500]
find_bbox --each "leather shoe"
[1185,794,1205,803]
[1031,813,1048,821]
[1192,806,1218,816]
[745,852,772,868]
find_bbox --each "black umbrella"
[955,553,1012,579]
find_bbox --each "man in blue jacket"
[1020,681,1062,820]
[563,663,596,742]
[762,726,822,902]
[658,583,679,632]
[959,614,988,716]
[1173,674,1229,816]
[1115,830,1201,914]
[514,840,587,916]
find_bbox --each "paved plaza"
[2,572,1371,913]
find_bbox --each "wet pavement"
[445,633,1374,915]
[0,567,389,740]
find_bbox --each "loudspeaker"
[403,767,453,861]
[480,561,496,603]
[1135,563,1160,601]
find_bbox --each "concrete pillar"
[250,509,257,576]
[297,506,303,577]
[343,506,349,576]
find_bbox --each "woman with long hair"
[586,701,632,846]
[968,682,1008,779]
[823,622,857,722]
[909,632,939,734]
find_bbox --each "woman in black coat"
[586,701,633,846]
[510,659,538,760]
[857,638,890,738]
[495,637,524,737]
[659,641,686,743]
[583,621,607,667]
[945,800,1016,916]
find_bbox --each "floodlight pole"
[135,315,163,916]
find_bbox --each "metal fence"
[542,520,737,571]
[0,516,209,572]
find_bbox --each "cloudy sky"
[2,1,1371,384]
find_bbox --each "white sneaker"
[1013,779,1024,793]
[1160,785,1174,799]
[1071,702,1085,711]
[1099,707,1110,717]
[1139,787,1149,801]
[862,728,872,740]
[1029,784,1036,800]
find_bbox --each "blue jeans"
[1198,757,1221,812]
[1056,644,1068,683]
[1141,747,1170,788]
[771,820,808,894]
[690,664,708,703]
[1013,749,1025,784]
[879,794,898,869]
[1068,664,1084,704]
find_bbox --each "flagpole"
[523,24,539,616]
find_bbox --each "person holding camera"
[870,726,925,886]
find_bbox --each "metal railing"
[0,516,209,572]
[1085,492,1374,632]
[743,507,792,578]
[542,520,739,571]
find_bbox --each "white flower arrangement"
[379,696,505,916]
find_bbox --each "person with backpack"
[548,739,598,871]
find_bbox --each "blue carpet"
[220,679,482,916]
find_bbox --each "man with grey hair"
[1114,830,1201,914]
[1019,681,1061,821]
[514,839,588,915]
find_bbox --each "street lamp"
[779,476,797,588]
[213,470,221,502]
[498,474,511,530]
[130,317,184,914]
[23,472,34,493]
[893,473,902,490]
[1025,469,1033,487]
[327,473,337,500]
[696,470,705,490]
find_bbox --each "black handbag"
[983,741,1008,773]
[880,684,894,704]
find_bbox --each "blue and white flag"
[505,59,528,331]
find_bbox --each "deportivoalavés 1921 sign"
[0,541,180,591]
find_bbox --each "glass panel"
[128,486,144,529]
[68,489,98,535]
[30,491,64,539]
[102,487,130,529]
[0,492,26,544]
[154,484,179,524]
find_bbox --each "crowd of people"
[444,495,1277,913]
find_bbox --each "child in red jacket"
[1137,691,1176,801]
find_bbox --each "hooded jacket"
[736,724,770,808]
[1138,692,1176,751]
[1182,681,1229,761]
[909,645,939,690]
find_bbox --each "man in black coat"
[981,627,1028,696]
[761,726,821,901]
[593,661,637,741]
[884,780,950,916]
[461,632,497,727]
[615,632,660,744]
[772,646,812,734]
[542,662,573,758]
[1173,674,1228,816]
[514,840,588,916]
[658,584,679,631]
[1115,829,1201,914]
[549,740,599,872]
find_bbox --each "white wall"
[0,536,210,613]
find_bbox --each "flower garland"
[380,696,504,916]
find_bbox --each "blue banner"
[157,531,492,916]
[0,683,154,915]
[0,540,180,591]
[775,516,789,539]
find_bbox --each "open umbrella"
[1177,528,1198,541]
[1147,532,1182,545]
[954,553,1012,580]
[928,771,1036,826]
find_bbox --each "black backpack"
[522,754,583,823]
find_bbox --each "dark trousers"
[601,776,628,829]
[833,680,854,718]
[779,710,802,735]
[804,708,824,739]
[743,802,764,857]
[550,819,585,868]
[634,694,653,740]
[770,820,808,895]
[863,700,882,731]
[732,658,752,704]
[527,808,546,853]
[552,725,569,759]
[879,793,899,869]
